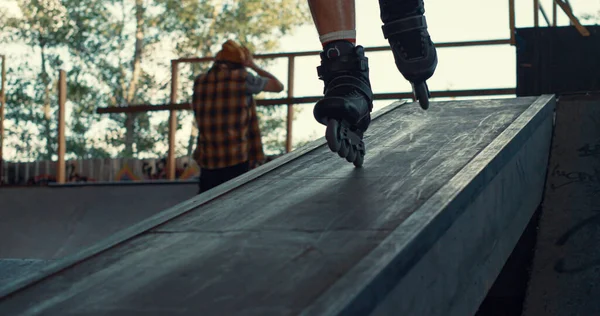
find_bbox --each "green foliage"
[1,0,312,161]
[581,10,600,24]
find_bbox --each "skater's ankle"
[320,30,356,46]
[320,30,356,58]
[321,39,356,59]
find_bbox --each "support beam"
[286,56,295,153]
[539,3,551,26]
[566,0,573,25]
[510,0,516,45]
[554,0,590,36]
[167,61,178,180]
[56,70,67,184]
[0,56,5,185]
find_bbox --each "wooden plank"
[167,61,178,180]
[56,70,67,184]
[0,56,6,184]
[539,3,551,26]
[286,56,295,153]
[554,0,590,36]
[0,96,555,316]
[510,0,516,45]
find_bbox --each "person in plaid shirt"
[193,40,284,193]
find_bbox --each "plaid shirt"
[192,63,265,169]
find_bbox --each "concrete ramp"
[0,182,198,284]
[0,96,555,316]
[523,93,600,316]
[0,181,198,259]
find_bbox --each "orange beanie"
[215,40,247,64]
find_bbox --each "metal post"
[167,60,178,180]
[509,0,516,45]
[57,69,67,184]
[0,56,5,185]
[286,56,295,153]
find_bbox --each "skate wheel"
[338,139,350,158]
[346,145,357,163]
[353,152,364,168]
[326,119,341,152]
[413,82,430,110]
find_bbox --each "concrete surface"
[0,182,198,259]
[0,181,198,287]
[0,260,51,286]
[523,93,600,316]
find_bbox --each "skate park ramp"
[0,95,555,316]
[0,181,198,284]
[523,93,600,316]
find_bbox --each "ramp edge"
[0,100,408,300]
[301,94,556,316]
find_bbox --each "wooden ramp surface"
[0,96,555,316]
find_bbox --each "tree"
[1,0,312,162]
[581,9,600,24]
[0,0,115,160]
[0,0,70,161]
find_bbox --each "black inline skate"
[313,41,374,167]
[379,0,438,109]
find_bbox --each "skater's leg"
[308,0,355,43]
[378,0,437,109]
[307,0,373,167]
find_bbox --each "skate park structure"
[0,181,199,284]
[1,2,600,315]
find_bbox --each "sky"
[1,0,599,160]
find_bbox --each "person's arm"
[248,62,284,93]
[242,48,284,93]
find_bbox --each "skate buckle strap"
[326,75,374,103]
[317,56,368,81]
[382,15,427,39]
